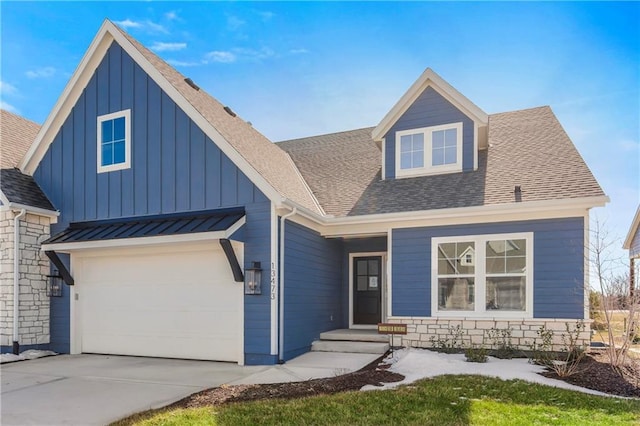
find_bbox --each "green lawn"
[120,375,640,426]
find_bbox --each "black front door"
[353,256,382,325]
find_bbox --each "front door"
[353,256,382,325]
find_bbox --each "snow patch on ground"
[0,349,57,364]
[362,348,610,397]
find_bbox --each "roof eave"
[280,195,610,227]
[20,20,115,175]
[623,205,640,250]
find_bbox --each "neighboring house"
[623,206,640,300]
[0,110,59,353]
[8,20,607,364]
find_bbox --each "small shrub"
[429,325,465,353]
[528,324,554,366]
[465,345,488,363]
[528,321,587,378]
[486,327,516,359]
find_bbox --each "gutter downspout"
[13,209,26,355]
[278,207,296,363]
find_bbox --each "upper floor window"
[395,122,462,177]
[97,110,131,173]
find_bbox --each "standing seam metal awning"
[44,207,245,244]
[42,207,246,284]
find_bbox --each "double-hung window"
[97,109,131,173]
[432,232,533,318]
[396,122,463,177]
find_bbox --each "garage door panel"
[76,244,242,362]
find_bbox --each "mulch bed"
[171,354,404,410]
[169,350,639,411]
[541,351,640,398]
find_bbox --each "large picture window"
[432,233,533,317]
[395,122,463,178]
[97,109,131,173]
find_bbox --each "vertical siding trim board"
[270,203,278,356]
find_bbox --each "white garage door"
[73,243,242,362]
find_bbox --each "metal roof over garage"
[44,207,245,245]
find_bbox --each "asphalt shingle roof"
[278,106,605,217]
[1,109,40,169]
[114,23,322,215]
[1,168,56,211]
[0,110,56,211]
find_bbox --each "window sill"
[395,165,464,179]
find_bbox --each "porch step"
[320,329,389,343]
[311,340,389,354]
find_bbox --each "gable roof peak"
[372,67,488,141]
[18,18,323,215]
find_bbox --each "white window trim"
[395,122,463,178]
[431,232,534,319]
[97,109,131,173]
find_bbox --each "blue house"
[10,20,607,364]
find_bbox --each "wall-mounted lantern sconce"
[245,261,262,295]
[46,270,63,297]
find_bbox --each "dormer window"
[395,122,463,178]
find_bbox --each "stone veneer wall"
[387,317,591,352]
[0,211,51,347]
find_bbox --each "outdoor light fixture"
[46,270,63,297]
[244,261,262,295]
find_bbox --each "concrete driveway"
[1,354,265,425]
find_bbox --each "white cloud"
[204,47,276,64]
[290,48,309,55]
[167,59,202,67]
[0,80,18,96]
[115,19,168,34]
[145,20,168,34]
[206,51,237,63]
[234,47,274,60]
[151,42,187,52]
[115,19,143,29]
[255,10,275,21]
[227,15,245,31]
[618,139,639,152]
[25,67,56,79]
[0,100,19,114]
[165,11,179,21]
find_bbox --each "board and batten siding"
[283,221,342,361]
[384,87,474,179]
[32,42,275,363]
[391,218,586,319]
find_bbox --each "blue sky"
[1,2,638,272]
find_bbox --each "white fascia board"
[623,205,640,250]
[42,230,228,252]
[372,68,488,142]
[0,191,60,220]
[282,195,609,237]
[19,20,289,212]
[0,190,10,207]
[224,216,246,239]
[20,22,115,175]
[284,153,326,215]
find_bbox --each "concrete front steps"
[311,329,390,354]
